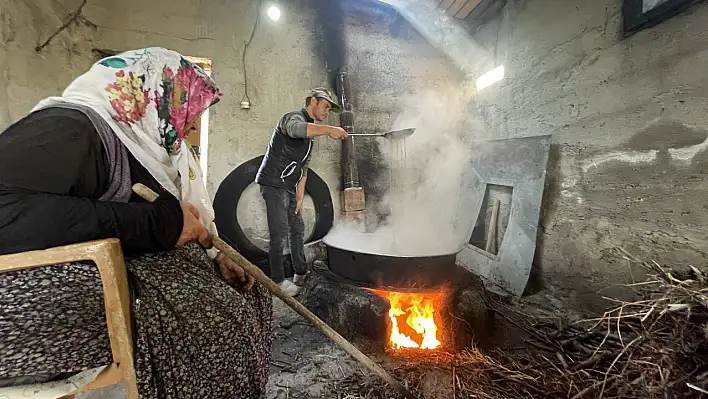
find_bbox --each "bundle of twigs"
[334,248,708,399]
[540,247,708,398]
[335,348,546,399]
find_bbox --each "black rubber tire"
[213,155,334,264]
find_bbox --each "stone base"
[304,240,327,265]
[298,262,494,351]
[439,281,496,350]
[299,269,389,343]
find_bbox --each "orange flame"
[371,289,442,350]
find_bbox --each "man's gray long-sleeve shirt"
[284,111,308,139]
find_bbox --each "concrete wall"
[0,0,339,195]
[468,0,708,312]
[11,0,691,315]
[0,0,341,242]
[0,0,459,246]
[0,0,96,127]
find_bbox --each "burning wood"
[370,290,443,350]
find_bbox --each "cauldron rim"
[322,234,460,259]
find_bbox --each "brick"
[342,210,366,226]
[341,187,366,212]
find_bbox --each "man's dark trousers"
[260,184,307,283]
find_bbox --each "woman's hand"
[217,254,255,291]
[296,173,306,215]
[176,202,211,248]
[295,195,304,215]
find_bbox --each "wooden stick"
[132,183,415,399]
[486,199,501,254]
[452,365,457,399]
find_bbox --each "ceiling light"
[476,65,505,92]
[267,4,281,21]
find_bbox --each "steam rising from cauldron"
[325,83,480,256]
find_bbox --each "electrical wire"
[242,0,264,106]
[493,0,509,65]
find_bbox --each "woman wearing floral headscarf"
[0,48,272,398]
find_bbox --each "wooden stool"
[0,239,139,399]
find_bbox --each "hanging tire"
[213,155,334,264]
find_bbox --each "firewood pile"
[336,248,708,399]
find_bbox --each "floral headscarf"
[34,48,222,235]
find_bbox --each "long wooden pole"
[132,183,414,398]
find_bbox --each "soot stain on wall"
[310,0,410,225]
[312,0,346,86]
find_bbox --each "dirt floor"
[265,293,526,399]
[267,297,367,399]
[79,250,708,399]
[264,251,708,399]
[265,257,587,399]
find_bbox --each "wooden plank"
[448,0,471,16]
[439,0,456,12]
[185,56,212,73]
[454,0,482,19]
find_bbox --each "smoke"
[325,82,481,256]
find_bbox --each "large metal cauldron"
[322,234,462,291]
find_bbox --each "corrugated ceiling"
[436,0,482,19]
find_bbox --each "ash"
[267,296,463,399]
[267,297,366,399]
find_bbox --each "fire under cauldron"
[301,234,487,352]
[295,67,490,352]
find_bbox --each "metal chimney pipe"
[335,67,360,188]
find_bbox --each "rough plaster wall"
[469,0,708,312]
[0,0,341,235]
[83,0,346,237]
[105,0,341,202]
[0,0,461,248]
[0,0,97,128]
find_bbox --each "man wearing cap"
[255,87,348,296]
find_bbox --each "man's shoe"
[293,273,308,286]
[278,280,300,297]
